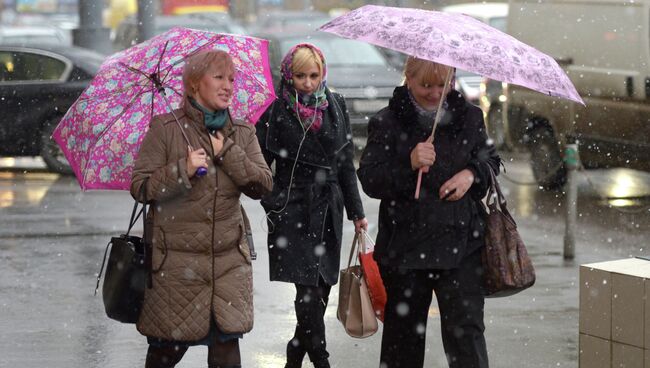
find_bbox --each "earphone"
[262,85,324,234]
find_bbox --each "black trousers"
[379,250,488,368]
[285,278,332,367]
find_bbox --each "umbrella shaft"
[429,67,454,142]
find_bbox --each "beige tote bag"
[337,233,379,338]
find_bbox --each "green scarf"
[190,98,227,131]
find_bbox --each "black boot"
[285,336,306,368]
[285,302,307,368]
[307,297,330,368]
[312,358,331,368]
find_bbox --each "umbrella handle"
[196,167,208,177]
[187,144,208,178]
[415,169,424,199]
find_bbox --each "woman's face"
[406,72,450,111]
[194,62,234,112]
[291,60,322,96]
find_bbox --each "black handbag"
[94,188,151,324]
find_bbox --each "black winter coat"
[357,86,500,269]
[256,89,365,286]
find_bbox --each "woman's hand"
[439,169,475,201]
[410,140,436,172]
[186,146,208,177]
[210,131,225,155]
[353,218,369,233]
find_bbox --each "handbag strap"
[486,165,517,226]
[94,180,150,296]
[346,232,360,268]
[345,230,370,269]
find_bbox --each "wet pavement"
[1,154,649,368]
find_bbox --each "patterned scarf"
[280,43,329,132]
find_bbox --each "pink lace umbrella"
[53,27,275,191]
[319,5,584,198]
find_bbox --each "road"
[1,154,649,367]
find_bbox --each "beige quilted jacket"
[130,101,272,341]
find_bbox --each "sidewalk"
[1,162,648,367]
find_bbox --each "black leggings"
[286,278,332,365]
[145,335,241,368]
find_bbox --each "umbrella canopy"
[319,5,584,105]
[53,27,275,191]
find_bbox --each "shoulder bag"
[337,232,378,338]
[94,184,151,323]
[482,165,536,297]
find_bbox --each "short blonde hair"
[182,50,235,100]
[403,56,454,87]
[291,46,324,76]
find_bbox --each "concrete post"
[137,0,157,44]
[73,0,112,54]
[563,143,580,260]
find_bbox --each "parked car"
[256,31,402,142]
[113,13,248,50]
[0,25,70,46]
[250,10,331,34]
[504,0,650,189]
[0,44,104,174]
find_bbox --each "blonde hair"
[182,50,235,101]
[403,56,454,87]
[291,46,324,76]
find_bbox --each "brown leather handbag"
[337,233,379,338]
[482,166,536,297]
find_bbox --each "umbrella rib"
[76,79,154,103]
[159,35,224,83]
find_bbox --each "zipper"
[206,128,218,310]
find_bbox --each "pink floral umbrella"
[53,27,275,191]
[319,5,584,198]
[319,5,584,105]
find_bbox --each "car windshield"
[280,37,387,67]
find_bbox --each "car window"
[1,34,65,45]
[489,16,507,32]
[0,51,66,82]
[280,37,388,67]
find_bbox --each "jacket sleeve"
[464,108,502,200]
[214,125,273,199]
[130,116,193,203]
[334,95,365,221]
[357,112,419,200]
[254,102,277,168]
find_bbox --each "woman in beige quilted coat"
[130,50,272,368]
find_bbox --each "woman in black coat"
[256,43,367,368]
[357,57,501,368]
